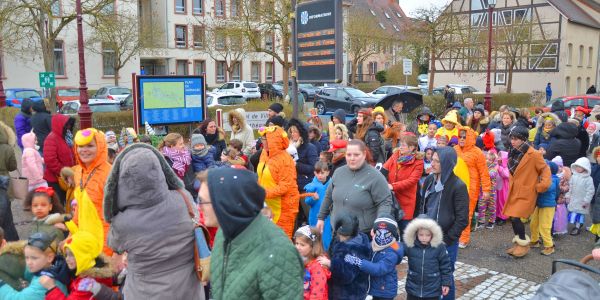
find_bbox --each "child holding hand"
[295,225,330,300]
[402,216,452,300]
[303,161,332,250]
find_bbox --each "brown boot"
[505,236,519,254]
[541,246,555,256]
[511,236,531,258]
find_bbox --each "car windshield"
[90,103,121,112]
[243,83,257,88]
[109,88,131,95]
[299,84,314,89]
[58,89,80,97]
[272,84,283,91]
[218,96,246,105]
[15,90,41,98]
[344,88,369,98]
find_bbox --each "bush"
[386,64,419,86]
[355,82,379,93]
[375,71,387,83]
[422,93,533,117]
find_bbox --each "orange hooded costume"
[72,128,114,256]
[257,126,299,238]
[454,127,491,245]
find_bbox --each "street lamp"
[484,0,496,112]
[76,0,92,129]
[0,54,5,107]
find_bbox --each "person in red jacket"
[455,127,491,248]
[43,114,76,206]
[383,133,424,230]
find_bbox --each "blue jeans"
[442,242,459,300]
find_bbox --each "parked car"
[121,94,134,110]
[258,83,284,100]
[4,88,43,108]
[206,92,247,107]
[544,95,600,116]
[213,81,261,100]
[433,84,484,95]
[276,81,319,101]
[417,74,428,88]
[92,86,131,102]
[59,99,122,115]
[314,87,377,115]
[56,86,80,108]
[367,85,423,99]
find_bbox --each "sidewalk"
[395,260,540,300]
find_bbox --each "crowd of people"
[0,97,599,300]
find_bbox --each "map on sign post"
[136,76,206,126]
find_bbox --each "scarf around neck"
[162,146,191,177]
[397,153,415,165]
[508,142,529,175]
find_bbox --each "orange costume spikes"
[257,126,300,238]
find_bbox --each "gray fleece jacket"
[317,162,392,233]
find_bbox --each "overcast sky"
[399,0,452,17]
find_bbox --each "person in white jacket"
[228,108,256,156]
[566,157,595,235]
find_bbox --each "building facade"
[433,0,600,96]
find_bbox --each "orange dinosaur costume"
[72,128,114,256]
[257,126,300,238]
[455,127,491,245]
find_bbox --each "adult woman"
[0,122,18,241]
[382,122,405,162]
[498,111,516,150]
[72,128,113,256]
[372,107,388,128]
[30,101,52,152]
[158,133,196,198]
[103,144,203,299]
[353,109,385,164]
[317,139,392,235]
[308,125,329,153]
[199,118,226,161]
[383,134,424,228]
[533,112,560,150]
[332,124,349,141]
[257,126,299,238]
[465,107,489,134]
[504,126,551,258]
[43,114,76,205]
[14,98,33,150]
[228,108,255,156]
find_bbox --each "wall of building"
[560,21,599,95]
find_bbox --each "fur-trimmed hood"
[403,217,444,248]
[0,240,27,256]
[535,112,562,128]
[0,121,16,147]
[78,254,114,279]
[103,143,184,223]
[228,108,248,133]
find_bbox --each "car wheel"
[316,102,326,115]
[352,106,360,115]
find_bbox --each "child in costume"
[21,132,47,191]
[477,150,499,229]
[402,216,452,300]
[294,226,330,300]
[303,161,332,250]
[344,216,403,300]
[566,157,595,235]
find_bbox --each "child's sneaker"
[541,246,555,256]
[529,241,540,248]
[475,222,485,230]
[458,243,468,249]
[570,227,581,235]
[486,223,494,229]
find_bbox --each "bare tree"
[200,18,251,82]
[345,10,389,85]
[494,20,534,93]
[86,10,164,85]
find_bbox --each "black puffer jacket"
[287,118,318,189]
[29,101,52,152]
[544,122,581,167]
[551,101,568,122]
[365,123,385,164]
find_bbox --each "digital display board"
[135,76,206,126]
[295,0,343,83]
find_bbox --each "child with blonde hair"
[295,225,330,300]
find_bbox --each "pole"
[484,4,494,112]
[76,0,92,129]
[291,0,299,119]
[0,53,5,107]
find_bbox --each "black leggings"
[511,217,526,240]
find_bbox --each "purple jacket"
[14,112,32,150]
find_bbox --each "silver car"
[93,86,131,102]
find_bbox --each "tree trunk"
[282,63,290,98]
[506,61,514,93]
[114,69,119,86]
[351,58,359,86]
[41,35,57,113]
[428,51,436,93]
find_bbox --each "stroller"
[531,254,600,300]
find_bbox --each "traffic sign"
[39,72,56,88]
[403,59,413,76]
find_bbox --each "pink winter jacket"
[21,132,45,186]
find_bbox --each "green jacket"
[0,123,17,177]
[210,215,303,300]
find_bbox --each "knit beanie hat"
[373,215,399,246]
[508,126,529,141]
[267,115,286,127]
[191,134,207,148]
[268,103,284,114]
[335,214,359,237]
[552,156,563,167]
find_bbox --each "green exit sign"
[39,72,56,88]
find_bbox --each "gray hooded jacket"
[104,144,203,300]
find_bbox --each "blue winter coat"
[296,142,318,189]
[304,177,332,250]
[359,242,404,298]
[403,240,452,298]
[14,113,31,150]
[191,147,216,173]
[329,233,372,300]
[537,174,559,208]
[0,269,68,300]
